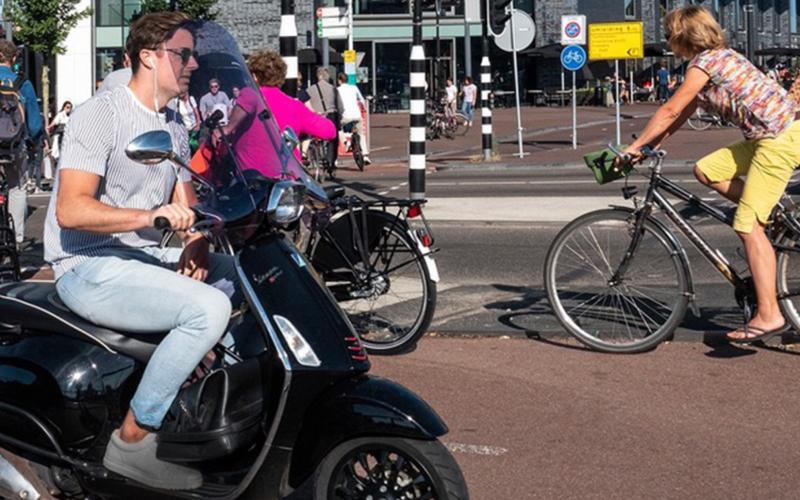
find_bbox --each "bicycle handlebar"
[607,143,667,163]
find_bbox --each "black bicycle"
[305,137,334,181]
[544,144,800,353]
[302,187,439,354]
[0,166,20,282]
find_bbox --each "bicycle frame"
[613,156,800,291]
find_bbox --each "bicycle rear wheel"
[351,133,365,171]
[544,209,689,353]
[309,210,436,354]
[307,143,323,182]
[776,240,800,334]
[687,109,712,131]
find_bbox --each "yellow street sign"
[588,21,644,60]
[343,50,357,64]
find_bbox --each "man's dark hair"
[465,76,472,84]
[337,72,347,84]
[0,40,16,65]
[126,11,192,74]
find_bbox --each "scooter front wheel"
[313,437,469,500]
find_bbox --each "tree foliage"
[4,0,92,57]
[140,0,219,21]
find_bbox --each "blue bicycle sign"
[561,44,586,71]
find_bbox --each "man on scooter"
[43,12,237,490]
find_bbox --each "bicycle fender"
[608,205,696,301]
[408,228,440,282]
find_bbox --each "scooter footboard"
[288,375,448,487]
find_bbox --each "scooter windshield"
[182,21,326,203]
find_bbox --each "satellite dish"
[494,10,536,53]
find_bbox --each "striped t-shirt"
[44,86,191,279]
[689,48,795,140]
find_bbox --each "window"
[625,0,635,19]
[758,0,771,31]
[96,47,123,81]
[354,0,409,15]
[793,0,800,32]
[96,0,141,27]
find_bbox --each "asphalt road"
[369,337,800,500]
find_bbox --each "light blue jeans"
[461,101,475,123]
[56,246,239,429]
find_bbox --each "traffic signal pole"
[280,0,298,97]
[409,0,426,200]
[480,0,492,161]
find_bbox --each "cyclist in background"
[621,5,800,343]
[336,72,370,165]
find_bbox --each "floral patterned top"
[689,48,795,140]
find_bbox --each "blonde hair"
[664,6,727,58]
[247,49,286,88]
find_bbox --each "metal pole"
[409,0,427,200]
[509,6,524,158]
[280,0,298,96]
[480,0,492,161]
[347,0,356,84]
[572,70,577,149]
[464,18,472,79]
[615,59,621,145]
[744,3,755,62]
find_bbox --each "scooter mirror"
[126,130,176,165]
[281,126,299,152]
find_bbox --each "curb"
[434,159,695,172]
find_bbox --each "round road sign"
[565,21,581,39]
[560,44,586,71]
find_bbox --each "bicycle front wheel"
[309,210,436,354]
[544,209,689,353]
[687,109,712,131]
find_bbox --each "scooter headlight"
[267,181,305,226]
[273,315,321,367]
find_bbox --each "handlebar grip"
[154,216,172,231]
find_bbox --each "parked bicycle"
[302,186,439,354]
[687,108,735,131]
[544,144,800,353]
[426,98,470,140]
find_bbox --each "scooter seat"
[0,281,165,363]
[324,185,346,200]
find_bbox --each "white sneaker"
[363,156,372,166]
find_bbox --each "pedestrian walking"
[656,61,672,103]
[444,78,457,117]
[461,76,478,127]
[0,40,42,250]
[48,101,72,160]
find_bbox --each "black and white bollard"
[409,0,426,200]
[480,0,493,161]
[280,0,298,97]
[480,55,492,161]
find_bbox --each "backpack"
[0,75,27,150]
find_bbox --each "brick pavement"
[359,103,741,172]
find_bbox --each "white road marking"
[427,178,699,186]
[445,442,509,456]
[378,180,409,196]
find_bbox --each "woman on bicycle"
[622,6,800,343]
[217,49,336,178]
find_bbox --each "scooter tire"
[313,437,468,500]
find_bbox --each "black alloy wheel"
[314,437,468,500]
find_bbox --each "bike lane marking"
[445,442,509,456]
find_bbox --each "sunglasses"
[163,47,198,65]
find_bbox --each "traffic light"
[490,0,512,35]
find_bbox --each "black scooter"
[0,20,468,500]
